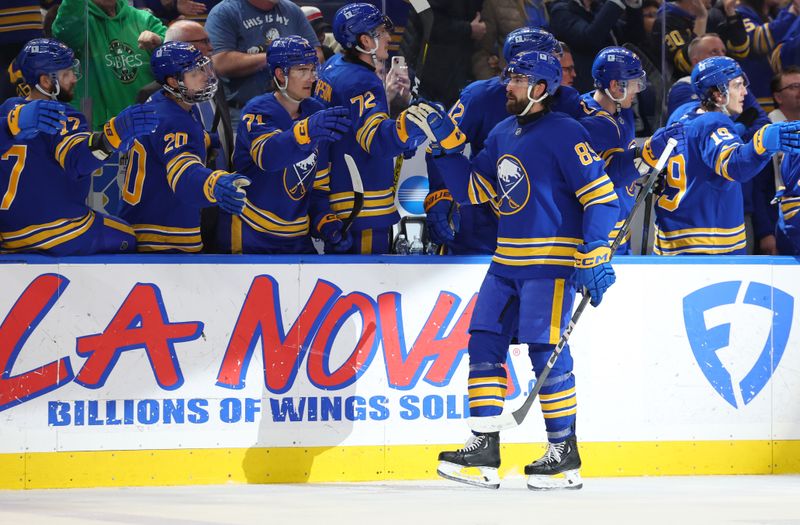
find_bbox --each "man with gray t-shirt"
[206,0,319,109]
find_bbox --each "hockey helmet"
[591,46,646,92]
[333,3,393,50]
[502,50,562,98]
[691,56,748,102]
[268,36,318,77]
[502,27,562,63]
[16,38,80,87]
[151,41,218,103]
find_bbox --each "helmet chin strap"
[519,83,548,116]
[35,73,60,100]
[275,73,304,104]
[356,35,380,68]
[603,81,627,113]
[715,90,731,116]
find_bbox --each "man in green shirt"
[52,0,166,130]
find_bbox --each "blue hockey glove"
[574,240,616,307]
[104,104,159,152]
[424,189,460,244]
[759,121,800,154]
[318,214,353,253]
[405,102,466,154]
[8,100,67,139]
[212,173,250,215]
[643,122,684,164]
[294,106,351,147]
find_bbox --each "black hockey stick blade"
[341,154,363,234]
[468,138,678,433]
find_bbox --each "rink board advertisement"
[0,256,799,488]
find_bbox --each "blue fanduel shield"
[682,281,793,408]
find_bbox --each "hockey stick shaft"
[469,138,678,433]
[341,154,363,234]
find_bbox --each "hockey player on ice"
[219,36,353,254]
[314,3,431,254]
[0,38,157,255]
[424,27,585,255]
[419,50,624,490]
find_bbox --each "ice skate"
[525,435,582,490]
[437,432,500,489]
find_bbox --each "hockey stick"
[341,154,363,234]
[469,138,678,434]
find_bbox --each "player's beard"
[506,94,529,115]
[56,86,74,103]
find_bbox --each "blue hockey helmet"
[502,50,562,97]
[502,27,562,63]
[591,46,646,92]
[151,41,218,103]
[16,38,80,87]
[268,36,318,77]
[333,3,393,50]
[691,56,748,103]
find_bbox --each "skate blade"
[436,461,500,490]
[526,469,582,491]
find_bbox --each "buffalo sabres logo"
[496,155,530,215]
[283,151,318,201]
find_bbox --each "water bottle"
[394,234,410,255]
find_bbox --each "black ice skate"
[524,435,582,490]
[437,432,501,489]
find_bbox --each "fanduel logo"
[683,281,793,408]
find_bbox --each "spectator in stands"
[735,0,799,113]
[52,0,167,130]
[1,1,44,100]
[771,65,800,122]
[548,0,645,93]
[205,0,319,115]
[560,41,577,87]
[472,0,527,80]
[651,0,747,82]
[135,20,234,252]
[301,5,339,62]
[400,0,484,109]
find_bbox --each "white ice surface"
[1,476,799,525]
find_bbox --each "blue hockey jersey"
[229,92,334,251]
[119,90,223,253]
[0,97,104,253]
[315,54,418,230]
[426,78,585,254]
[651,107,773,255]
[433,110,619,279]
[578,92,638,253]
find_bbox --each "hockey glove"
[643,122,684,165]
[758,121,800,155]
[8,100,67,139]
[211,173,250,215]
[294,106,352,147]
[424,189,460,245]
[574,240,616,307]
[318,214,353,253]
[104,104,159,152]
[405,102,466,154]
